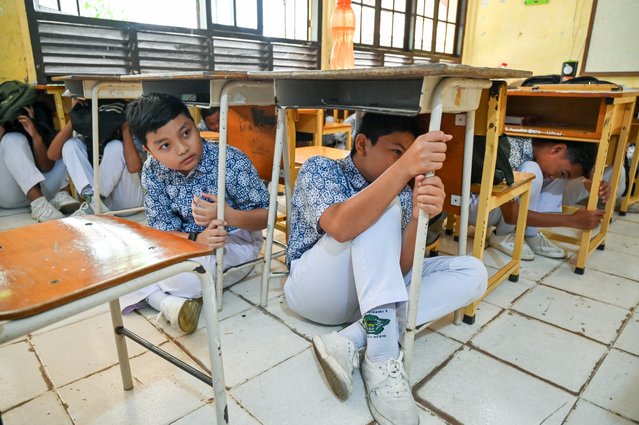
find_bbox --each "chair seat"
[0,215,213,320]
[472,171,535,208]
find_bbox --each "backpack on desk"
[471,135,515,186]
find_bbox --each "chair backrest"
[226,105,277,181]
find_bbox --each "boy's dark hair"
[125,93,192,146]
[201,107,220,118]
[532,137,597,177]
[352,113,419,155]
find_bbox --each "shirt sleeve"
[225,146,269,210]
[294,156,350,234]
[141,162,182,231]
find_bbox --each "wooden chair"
[294,108,353,150]
[0,215,228,424]
[463,81,535,323]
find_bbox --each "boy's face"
[143,113,203,175]
[536,144,583,179]
[354,131,415,182]
[204,111,220,132]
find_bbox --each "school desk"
[505,86,639,274]
[52,74,143,216]
[0,215,228,425]
[248,64,531,375]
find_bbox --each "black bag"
[0,81,38,124]
[69,100,127,160]
[521,74,561,87]
[471,135,515,185]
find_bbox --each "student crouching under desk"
[47,100,145,215]
[284,113,487,425]
[470,136,603,261]
[0,103,79,222]
[120,93,269,334]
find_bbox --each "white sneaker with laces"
[30,196,64,222]
[71,199,110,217]
[361,352,419,425]
[312,332,359,400]
[525,232,566,259]
[159,295,203,334]
[488,232,535,261]
[50,191,81,214]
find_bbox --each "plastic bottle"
[330,0,356,70]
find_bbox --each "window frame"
[352,0,467,63]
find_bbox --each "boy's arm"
[224,207,268,231]
[320,131,450,242]
[399,175,445,273]
[501,200,604,230]
[17,113,54,172]
[121,121,143,173]
[47,120,73,160]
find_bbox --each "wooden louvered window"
[28,0,320,82]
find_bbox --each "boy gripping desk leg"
[284,113,487,425]
[120,93,269,334]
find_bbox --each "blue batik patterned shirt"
[507,136,534,171]
[286,155,413,268]
[142,139,269,233]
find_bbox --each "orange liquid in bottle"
[330,0,356,70]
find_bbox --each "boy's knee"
[103,139,124,157]
[520,161,543,191]
[456,255,488,295]
[61,137,85,156]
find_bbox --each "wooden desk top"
[508,86,639,98]
[248,64,531,80]
[295,146,349,164]
[120,71,252,81]
[0,216,212,320]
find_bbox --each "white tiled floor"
[2,208,639,425]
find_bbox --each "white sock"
[146,290,169,311]
[339,321,366,349]
[364,303,399,363]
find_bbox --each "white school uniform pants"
[120,229,263,313]
[61,137,143,210]
[0,132,68,209]
[284,199,487,328]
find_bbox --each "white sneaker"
[361,352,419,425]
[159,296,203,334]
[30,196,64,222]
[488,232,535,261]
[525,233,566,259]
[50,191,81,214]
[71,199,110,216]
[312,332,359,400]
